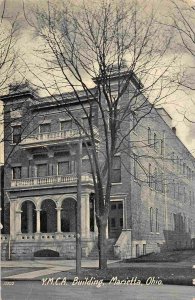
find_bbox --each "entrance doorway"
[108,201,123,239]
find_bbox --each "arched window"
[150,207,153,232]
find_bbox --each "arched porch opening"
[21,201,36,233]
[61,198,76,232]
[40,199,57,233]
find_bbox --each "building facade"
[1,73,195,260]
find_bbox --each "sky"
[0,0,195,160]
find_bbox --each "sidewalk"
[1,259,118,281]
[1,258,195,286]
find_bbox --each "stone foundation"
[1,238,95,260]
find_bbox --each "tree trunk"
[98,221,108,270]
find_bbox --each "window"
[111,204,117,210]
[173,180,176,199]
[39,123,51,134]
[161,172,165,193]
[148,128,151,146]
[180,159,182,174]
[154,168,157,190]
[37,164,48,177]
[148,164,152,187]
[12,125,21,144]
[183,187,186,202]
[133,154,138,180]
[173,213,176,231]
[189,191,192,206]
[156,208,159,232]
[60,120,72,131]
[178,186,180,200]
[132,112,137,132]
[111,218,116,227]
[189,168,191,180]
[150,207,153,232]
[111,156,121,183]
[172,152,175,167]
[153,133,157,150]
[120,218,123,227]
[58,161,70,175]
[176,156,179,172]
[160,139,164,155]
[82,157,91,173]
[12,166,22,179]
[183,163,186,175]
[143,244,146,255]
[118,203,123,209]
[136,244,140,257]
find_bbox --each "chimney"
[9,80,37,96]
[172,127,176,134]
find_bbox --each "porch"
[9,193,97,241]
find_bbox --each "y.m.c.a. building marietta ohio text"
[0,67,195,260]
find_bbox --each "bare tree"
[0,0,21,232]
[170,0,195,122]
[23,0,181,269]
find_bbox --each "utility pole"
[76,139,82,274]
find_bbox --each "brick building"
[1,70,195,260]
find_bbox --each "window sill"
[111,182,122,185]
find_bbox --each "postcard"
[1,0,195,299]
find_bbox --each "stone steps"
[87,238,117,260]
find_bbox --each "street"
[1,281,195,300]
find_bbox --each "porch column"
[81,193,90,238]
[15,210,22,234]
[56,207,62,233]
[10,201,16,238]
[35,209,41,233]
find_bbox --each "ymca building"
[1,69,195,260]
